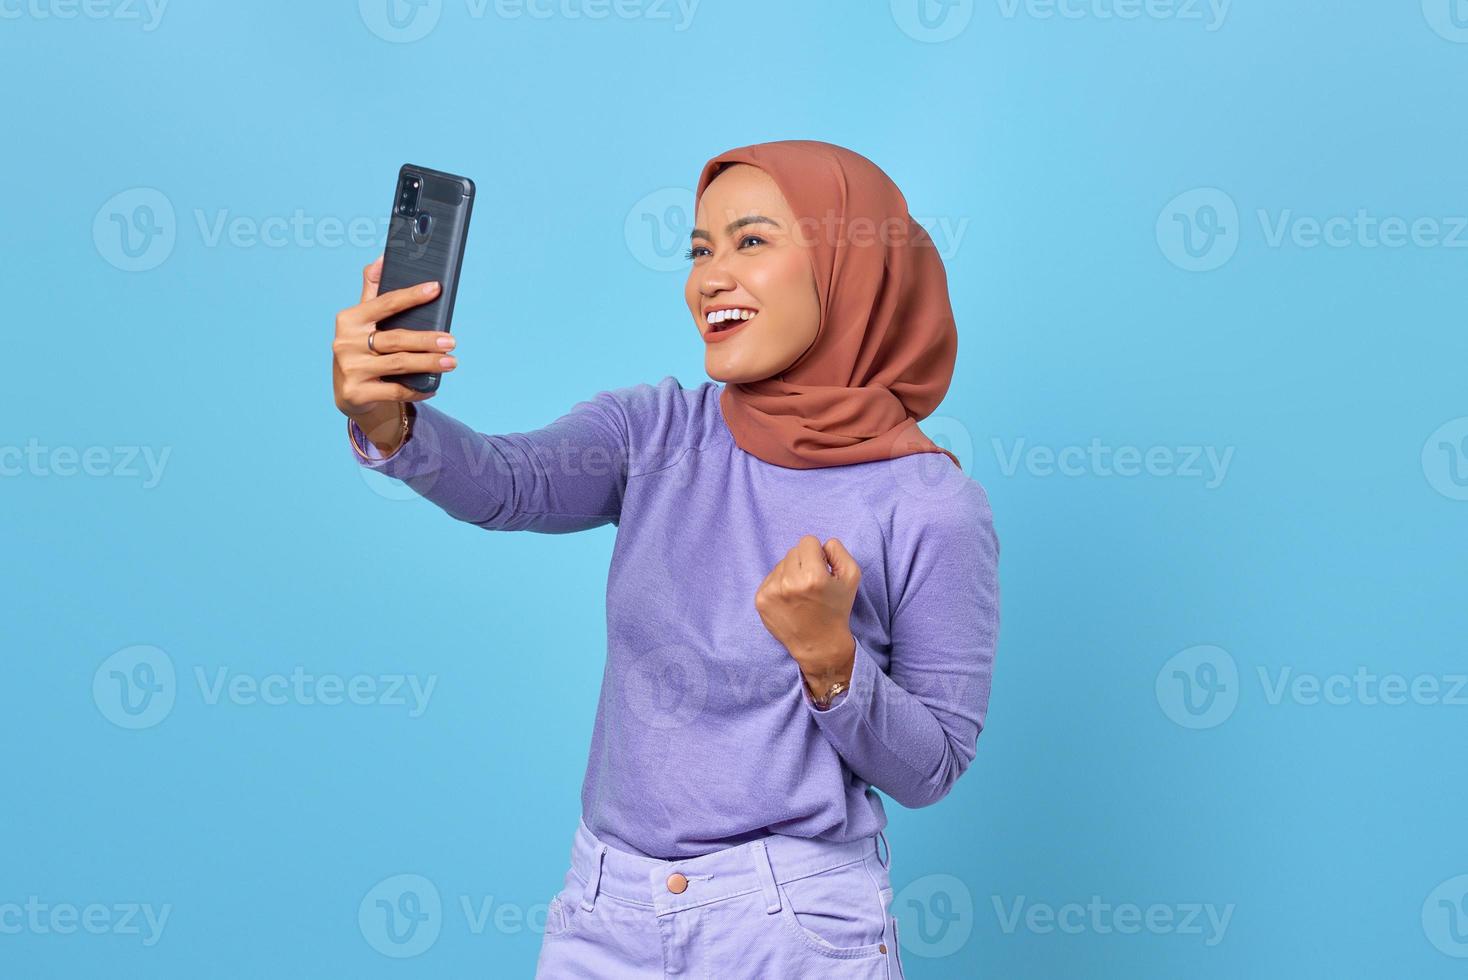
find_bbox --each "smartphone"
[378,163,475,393]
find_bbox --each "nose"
[699,250,737,297]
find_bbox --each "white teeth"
[706,308,757,326]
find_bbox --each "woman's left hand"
[754,535,860,692]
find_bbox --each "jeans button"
[666,873,688,894]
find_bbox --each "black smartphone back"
[378,163,475,393]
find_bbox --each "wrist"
[800,633,855,695]
[352,404,410,455]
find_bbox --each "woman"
[332,139,1000,978]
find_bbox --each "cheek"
[750,252,816,318]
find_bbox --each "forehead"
[697,164,792,223]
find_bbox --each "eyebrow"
[689,215,782,241]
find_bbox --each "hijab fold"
[694,139,962,471]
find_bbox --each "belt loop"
[580,843,607,911]
[876,829,892,871]
[750,840,781,914]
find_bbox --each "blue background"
[5,1,1467,976]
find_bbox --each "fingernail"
[437,337,455,349]
[439,356,456,368]
[422,282,439,295]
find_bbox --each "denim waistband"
[569,816,891,917]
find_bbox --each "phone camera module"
[397,173,422,216]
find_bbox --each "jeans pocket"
[544,896,569,938]
[542,868,581,940]
[775,858,889,959]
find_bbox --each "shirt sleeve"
[802,483,1000,808]
[345,387,643,534]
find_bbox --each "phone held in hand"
[378,163,475,393]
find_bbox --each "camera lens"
[398,173,422,215]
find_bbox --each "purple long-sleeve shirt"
[348,376,1000,859]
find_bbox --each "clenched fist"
[754,534,860,693]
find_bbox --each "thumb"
[822,538,860,588]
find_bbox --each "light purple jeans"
[534,816,907,978]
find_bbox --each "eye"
[683,235,769,261]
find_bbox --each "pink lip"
[704,313,755,343]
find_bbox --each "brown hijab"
[694,139,962,471]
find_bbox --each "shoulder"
[881,462,1000,618]
[885,459,999,564]
[590,375,719,477]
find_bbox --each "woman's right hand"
[333,256,458,454]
